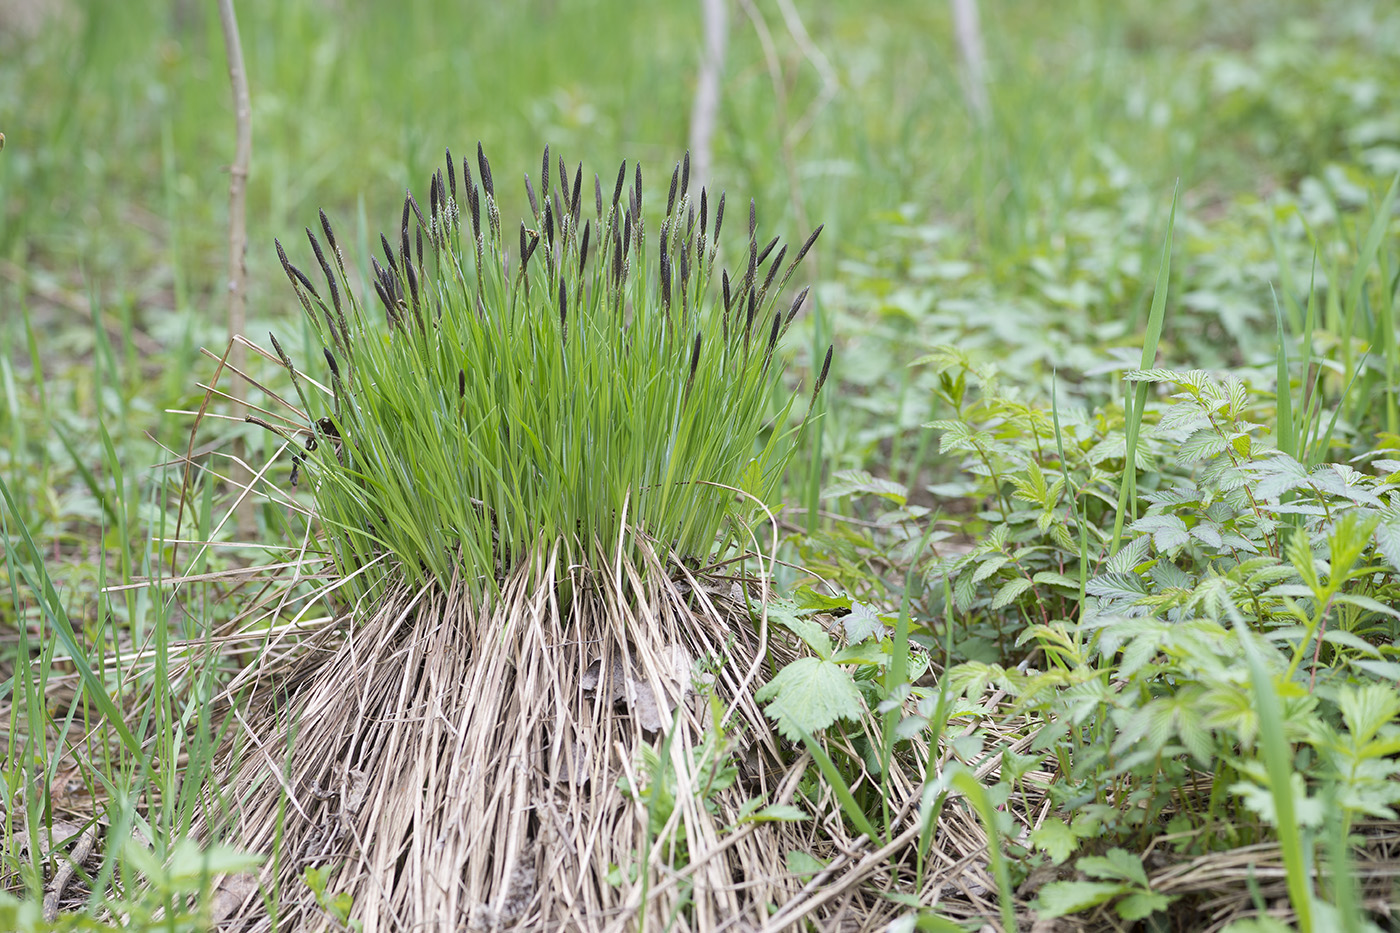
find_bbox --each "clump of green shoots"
[265,145,829,602]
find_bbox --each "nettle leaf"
[794,586,853,613]
[1338,683,1400,745]
[1079,848,1150,887]
[1105,536,1152,574]
[756,658,864,740]
[1035,880,1127,918]
[1030,817,1078,865]
[1124,367,1210,387]
[843,602,888,642]
[971,554,1011,584]
[1250,453,1309,500]
[1230,772,1324,828]
[766,600,832,659]
[1117,891,1173,921]
[1375,516,1400,573]
[822,469,907,503]
[1177,427,1229,464]
[1087,572,1150,603]
[991,577,1034,609]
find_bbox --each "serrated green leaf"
[745,804,810,823]
[822,469,907,503]
[1079,848,1149,887]
[991,577,1034,609]
[766,599,833,658]
[1035,880,1128,918]
[756,658,864,740]
[1031,818,1078,865]
[785,850,826,878]
[1117,890,1172,920]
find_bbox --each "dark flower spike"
[519,224,530,274]
[305,227,349,349]
[371,266,398,327]
[323,347,341,380]
[305,227,340,314]
[748,198,757,239]
[777,224,824,294]
[463,157,481,237]
[380,233,400,276]
[611,221,624,286]
[319,209,346,278]
[404,250,420,313]
[541,144,551,200]
[666,164,679,217]
[744,287,756,343]
[633,162,643,215]
[543,200,554,249]
[446,147,457,207]
[468,179,481,238]
[782,285,810,334]
[400,194,413,271]
[578,220,591,279]
[476,142,494,199]
[570,163,583,225]
[558,156,568,202]
[622,210,632,258]
[713,191,726,244]
[762,310,781,371]
[458,368,466,398]
[678,249,691,318]
[524,173,540,219]
[416,222,424,272]
[761,244,786,295]
[684,332,701,401]
[275,239,321,300]
[611,161,627,208]
[756,235,779,269]
[659,240,671,310]
[722,270,732,312]
[429,171,440,223]
[558,279,568,341]
[680,150,690,202]
[812,344,833,403]
[594,173,604,221]
[522,229,540,267]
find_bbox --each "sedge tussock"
[192,145,839,931]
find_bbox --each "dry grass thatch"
[197,536,846,932]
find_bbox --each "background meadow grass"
[3,0,1400,928]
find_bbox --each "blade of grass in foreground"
[0,473,146,763]
[1243,632,1315,933]
[1111,182,1178,554]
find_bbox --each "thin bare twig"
[690,0,729,192]
[951,0,990,123]
[217,0,254,533]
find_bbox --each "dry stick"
[217,0,254,535]
[42,824,97,922]
[950,0,990,124]
[689,0,729,191]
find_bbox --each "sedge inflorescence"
[266,145,829,601]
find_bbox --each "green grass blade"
[1112,182,1178,553]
